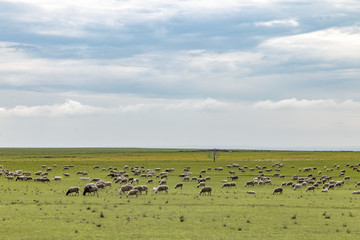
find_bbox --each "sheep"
[198,178,206,183]
[293,184,302,191]
[83,184,99,196]
[133,185,149,195]
[158,179,167,185]
[96,182,106,189]
[247,191,256,194]
[305,186,316,192]
[5,176,14,180]
[355,182,360,187]
[199,186,212,195]
[126,189,140,198]
[132,178,139,185]
[24,176,32,181]
[197,182,206,188]
[228,176,238,181]
[352,190,360,194]
[154,185,169,194]
[175,183,183,189]
[244,181,254,187]
[34,177,50,182]
[119,184,133,195]
[321,189,329,193]
[52,176,62,181]
[105,182,112,188]
[16,176,26,181]
[182,176,190,182]
[222,183,230,188]
[147,179,153,184]
[66,186,80,196]
[272,187,283,195]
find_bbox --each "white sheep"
[199,186,212,195]
[66,186,80,196]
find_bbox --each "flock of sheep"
[1,162,360,198]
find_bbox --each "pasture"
[1,148,360,239]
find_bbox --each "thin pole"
[213,148,216,162]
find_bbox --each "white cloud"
[1,100,103,117]
[254,98,360,109]
[0,42,264,95]
[260,27,360,62]
[0,98,229,117]
[255,19,299,27]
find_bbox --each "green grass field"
[1,148,360,239]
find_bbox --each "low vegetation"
[1,148,360,239]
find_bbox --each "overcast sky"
[0,0,360,149]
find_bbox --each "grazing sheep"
[293,184,302,191]
[116,178,128,184]
[133,185,149,195]
[321,189,329,193]
[154,185,169,194]
[198,178,206,183]
[182,176,190,182]
[305,186,316,192]
[83,184,99,196]
[175,183,183,189]
[247,191,256,194]
[147,179,153,184]
[197,182,206,188]
[228,176,238,181]
[96,182,106,189]
[66,186,80,196]
[119,184,133,195]
[132,178,139,185]
[352,190,360,194]
[199,186,212,195]
[244,181,254,187]
[158,179,167,185]
[63,173,70,177]
[105,182,112,188]
[222,182,231,188]
[52,176,62,181]
[355,182,360,187]
[5,176,14,180]
[16,176,26,181]
[272,187,283,195]
[127,189,140,198]
[34,177,50,182]
[229,182,236,187]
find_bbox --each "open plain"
[1,148,360,239]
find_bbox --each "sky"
[0,0,360,149]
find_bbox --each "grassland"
[1,148,360,239]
